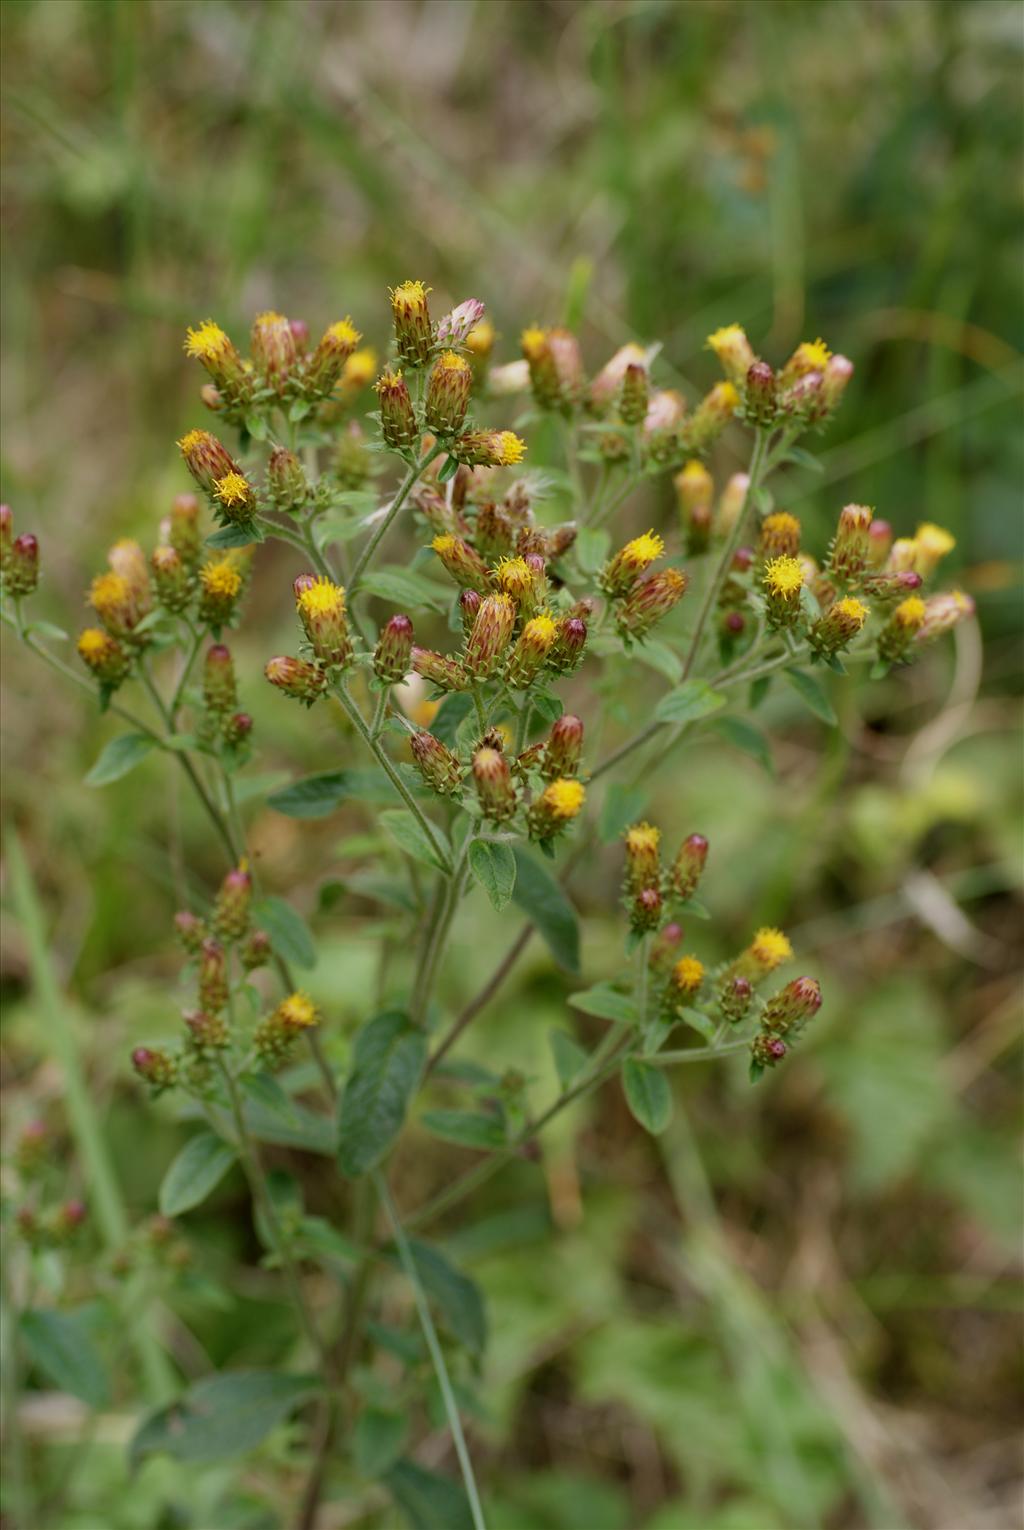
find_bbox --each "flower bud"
[307,318,362,392]
[860,568,922,601]
[437,298,486,346]
[674,460,713,516]
[296,577,352,669]
[718,974,752,1023]
[224,711,253,747]
[203,644,238,713]
[735,926,793,981]
[183,1009,229,1053]
[722,611,745,636]
[670,833,708,902]
[912,523,956,578]
[589,343,648,414]
[808,595,868,657]
[390,280,433,368]
[410,730,464,795]
[778,370,825,420]
[472,746,517,822]
[877,595,925,662]
[89,571,149,640]
[548,522,578,560]
[265,654,329,704]
[762,556,804,630]
[177,429,241,495]
[761,975,822,1034]
[887,538,918,574]
[522,327,563,411]
[624,821,661,894]
[290,318,310,352]
[374,613,414,683]
[868,519,893,567]
[619,362,649,426]
[475,502,515,564]
[184,321,246,391]
[6,533,39,596]
[649,921,684,973]
[241,929,272,970]
[213,863,252,941]
[506,612,558,687]
[451,429,527,468]
[759,512,801,560]
[15,1120,49,1175]
[458,587,482,637]
[601,531,665,598]
[131,1046,177,1091]
[616,568,688,640]
[0,504,12,574]
[828,503,873,583]
[528,777,585,841]
[744,360,777,426]
[201,383,223,411]
[631,885,663,935]
[268,446,309,513]
[212,471,256,522]
[820,354,853,412]
[686,381,739,453]
[198,938,228,1013]
[334,421,372,489]
[706,324,756,387]
[250,310,298,393]
[410,646,471,692]
[425,350,473,435]
[198,557,243,629]
[375,368,418,449]
[168,494,201,568]
[254,993,319,1066]
[77,628,131,689]
[548,614,588,674]
[684,502,712,556]
[541,713,583,780]
[432,533,491,592]
[913,590,974,646]
[779,339,831,389]
[174,909,207,955]
[750,1034,789,1070]
[668,955,705,1002]
[151,545,191,612]
[465,318,495,364]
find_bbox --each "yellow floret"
[624,531,665,565]
[90,572,130,613]
[494,556,534,596]
[521,326,548,358]
[834,596,868,626]
[764,555,804,597]
[390,280,430,313]
[706,323,745,352]
[432,534,458,555]
[436,349,471,374]
[325,317,361,347]
[465,320,495,356]
[894,596,926,629]
[200,560,242,599]
[254,309,287,326]
[626,822,661,854]
[672,956,705,991]
[762,512,801,539]
[795,338,831,370]
[679,460,711,483]
[544,779,585,819]
[296,576,345,618]
[277,992,318,1030]
[374,367,404,393]
[77,628,111,660]
[491,430,527,466]
[522,613,557,646]
[342,347,377,386]
[750,927,793,970]
[177,428,209,454]
[184,321,231,360]
[213,472,251,508]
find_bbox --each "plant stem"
[375,1171,488,1530]
[334,679,453,874]
[168,622,205,723]
[348,443,444,594]
[426,922,534,1075]
[411,836,471,1025]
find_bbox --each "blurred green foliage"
[1,2,1021,1527]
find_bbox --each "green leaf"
[379,808,450,873]
[781,444,825,474]
[355,1406,409,1478]
[549,1028,588,1088]
[653,679,727,726]
[749,675,771,709]
[676,895,711,920]
[288,399,311,424]
[680,1007,716,1041]
[20,1309,109,1409]
[251,895,317,969]
[632,638,683,685]
[26,620,69,642]
[361,566,451,612]
[528,691,563,730]
[420,1109,506,1151]
[575,526,611,573]
[244,409,269,440]
[429,693,474,746]
[511,849,580,972]
[784,667,837,726]
[205,522,264,549]
[569,982,637,1024]
[621,1058,673,1134]
[267,767,399,818]
[337,1011,426,1177]
[240,1073,298,1126]
[84,733,156,786]
[710,716,774,775]
[243,1098,336,1156]
[598,782,648,844]
[159,1131,238,1217]
[384,1458,475,1530]
[130,1370,318,1468]
[436,455,460,484]
[468,839,516,911]
[404,1239,487,1354]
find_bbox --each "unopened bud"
[541,713,584,780]
[432,533,491,592]
[425,351,473,435]
[686,381,739,453]
[203,644,237,713]
[808,595,868,657]
[828,504,873,583]
[860,568,922,601]
[296,577,352,669]
[684,502,712,556]
[390,280,433,369]
[250,310,298,393]
[671,833,708,902]
[268,447,309,513]
[7,533,39,596]
[548,614,588,674]
[198,938,228,1013]
[458,587,482,637]
[177,429,241,496]
[821,354,854,413]
[183,1008,229,1053]
[619,362,649,426]
[437,298,486,346]
[374,613,414,683]
[527,778,585,842]
[631,885,663,935]
[716,473,750,538]
[77,628,131,689]
[649,921,684,974]
[751,1033,789,1070]
[151,545,191,612]
[761,975,822,1033]
[131,1046,177,1091]
[589,343,648,414]
[168,494,201,568]
[744,360,777,426]
[213,864,252,941]
[913,590,974,646]
[334,421,372,489]
[913,523,956,578]
[411,645,471,692]
[0,505,12,573]
[198,558,243,629]
[472,746,517,822]
[15,1120,48,1175]
[241,929,272,970]
[306,318,361,392]
[174,910,206,955]
[464,594,516,679]
[616,567,688,640]
[868,519,893,566]
[265,654,328,704]
[624,822,661,894]
[718,974,752,1023]
[506,612,558,688]
[475,503,515,564]
[759,512,801,560]
[375,368,418,449]
[224,710,254,747]
[410,730,464,795]
[289,318,310,352]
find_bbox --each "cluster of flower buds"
[622,820,710,941]
[0,505,40,598]
[749,976,823,1078]
[15,1196,88,1251]
[597,532,689,644]
[265,575,354,706]
[184,310,363,421]
[10,1120,89,1250]
[705,326,854,431]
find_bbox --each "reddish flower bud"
[410,645,471,692]
[151,545,191,612]
[198,938,228,1013]
[589,342,648,414]
[860,568,922,601]
[425,351,473,435]
[410,730,464,795]
[631,885,663,935]
[671,834,708,902]
[541,713,584,780]
[183,1009,229,1052]
[744,360,777,426]
[821,354,854,413]
[213,864,252,941]
[616,567,688,640]
[241,928,272,971]
[868,519,893,567]
[472,746,517,822]
[374,613,414,683]
[751,1034,788,1069]
[223,710,253,747]
[649,921,684,973]
[723,611,745,635]
[458,587,482,637]
[762,975,823,1032]
[7,532,39,596]
[914,590,974,646]
[432,533,491,593]
[265,654,328,704]
[828,503,873,583]
[390,280,433,369]
[203,643,238,714]
[174,909,207,955]
[15,1120,48,1175]
[718,974,753,1023]
[289,318,311,352]
[464,594,516,680]
[619,362,649,426]
[251,309,298,393]
[268,446,309,513]
[0,504,13,573]
[131,1046,177,1091]
[548,614,588,674]
[437,298,486,346]
[375,368,418,449]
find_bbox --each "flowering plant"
[1,284,972,1527]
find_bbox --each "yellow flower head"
[325,317,361,349]
[90,571,130,617]
[521,612,557,650]
[793,338,832,372]
[490,430,526,466]
[750,927,793,970]
[625,822,661,856]
[894,595,926,630]
[390,279,430,316]
[764,555,804,598]
[913,522,956,575]
[466,319,495,357]
[708,380,740,410]
[200,559,242,600]
[679,459,712,485]
[542,778,585,820]
[762,511,801,539]
[436,349,471,376]
[672,955,705,993]
[77,627,111,661]
[834,595,868,629]
[624,531,665,567]
[177,428,209,455]
[432,534,458,556]
[494,556,534,600]
[296,576,346,620]
[277,992,318,1030]
[184,320,231,362]
[213,472,251,508]
[521,326,549,360]
[342,347,377,388]
[374,366,405,394]
[706,323,746,353]
[254,309,287,327]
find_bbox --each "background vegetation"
[1,2,1021,1527]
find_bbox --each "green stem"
[411,835,472,1025]
[375,1172,488,1530]
[348,443,444,594]
[168,622,205,723]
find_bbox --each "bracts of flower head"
[717,975,753,1024]
[254,992,319,1067]
[492,555,546,616]
[267,446,310,514]
[250,310,299,395]
[411,645,471,692]
[213,862,252,941]
[390,280,433,369]
[616,567,688,641]
[198,938,229,1013]
[295,575,353,671]
[547,612,589,674]
[375,368,418,450]
[808,595,869,659]
[89,569,152,644]
[203,643,238,714]
[265,654,329,705]
[184,321,248,397]
[164,494,201,569]
[409,730,464,795]
[540,713,584,780]
[759,512,802,561]
[131,1046,178,1095]
[527,778,585,844]
[670,834,709,902]
[374,613,414,684]
[198,558,243,630]
[432,533,491,593]
[624,822,661,894]
[150,545,191,612]
[506,612,558,688]
[762,555,804,630]
[451,429,527,469]
[913,590,975,647]
[750,976,822,1077]
[174,909,206,955]
[306,318,361,393]
[3,524,39,596]
[826,503,873,584]
[425,351,473,435]
[472,746,517,823]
